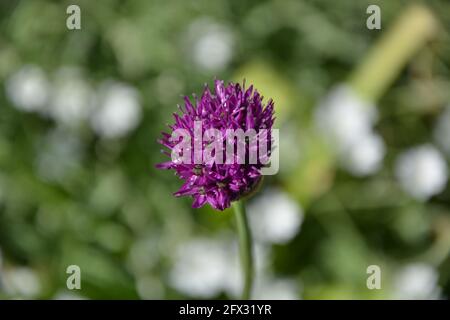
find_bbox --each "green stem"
[348,5,438,102]
[232,200,254,300]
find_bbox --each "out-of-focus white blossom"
[434,105,450,156]
[91,81,141,139]
[394,263,441,299]
[187,19,234,71]
[253,278,299,300]
[315,85,385,176]
[5,65,50,113]
[248,188,303,244]
[395,144,448,201]
[2,267,41,298]
[34,128,83,182]
[49,67,94,127]
[316,85,377,150]
[168,237,239,298]
[225,243,271,298]
[342,132,385,176]
[169,236,274,299]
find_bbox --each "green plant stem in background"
[349,5,438,102]
[232,200,254,300]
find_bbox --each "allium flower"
[156,80,275,210]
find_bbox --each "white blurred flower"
[35,128,83,182]
[254,278,299,300]
[315,85,384,176]
[434,105,450,156]
[2,267,41,298]
[395,145,448,201]
[248,188,303,244]
[188,19,234,71]
[224,243,271,298]
[316,85,377,150]
[91,81,141,139]
[394,263,441,299]
[342,132,385,176]
[49,67,94,127]
[5,65,50,113]
[169,237,240,298]
[169,236,274,299]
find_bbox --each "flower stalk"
[349,5,438,102]
[232,200,254,300]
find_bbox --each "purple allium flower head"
[156,80,275,211]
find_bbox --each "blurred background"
[0,0,449,299]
